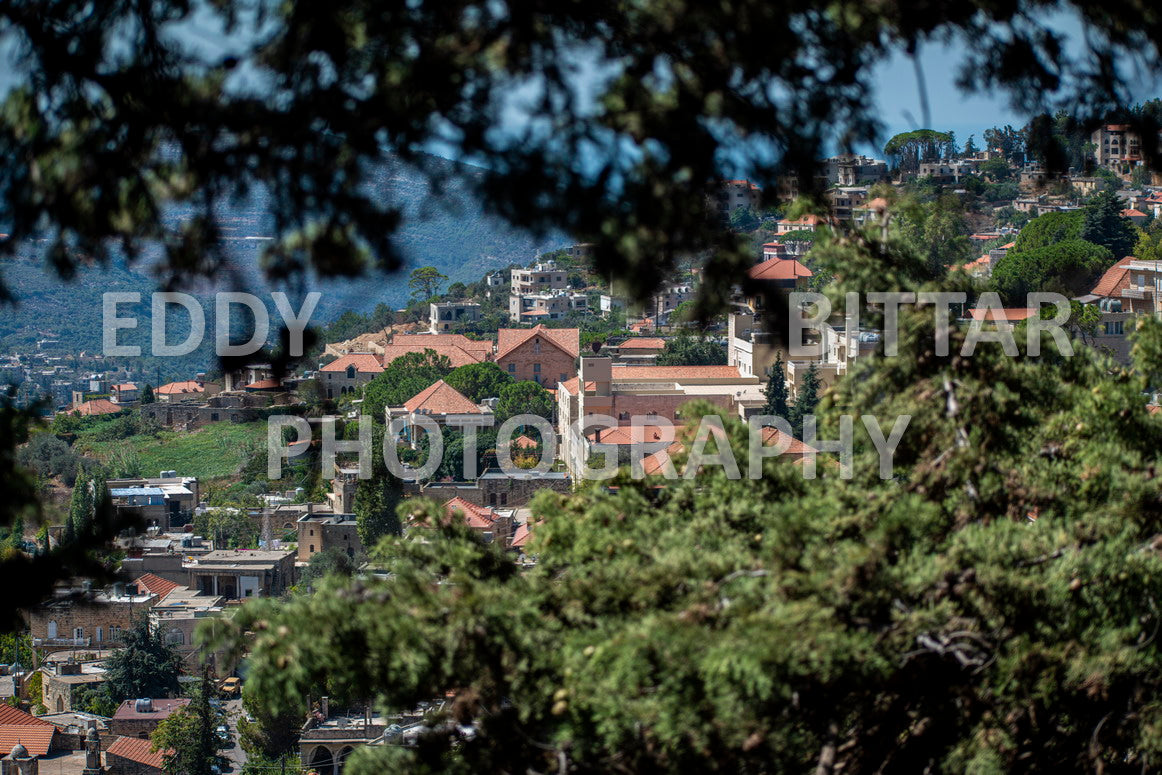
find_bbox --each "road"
[220,698,249,773]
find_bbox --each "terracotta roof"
[1091,256,1135,298]
[618,337,666,350]
[0,727,54,757]
[778,214,825,226]
[610,365,741,380]
[641,442,687,475]
[748,258,813,282]
[134,573,180,599]
[593,425,678,445]
[510,522,533,548]
[496,325,580,360]
[641,428,813,475]
[71,398,123,416]
[244,378,282,390]
[1149,404,1161,416]
[442,497,499,530]
[320,352,384,374]
[107,736,169,770]
[403,380,481,415]
[156,380,203,395]
[1123,208,1147,217]
[111,383,137,391]
[760,426,817,455]
[0,706,54,728]
[0,707,55,757]
[510,434,539,449]
[380,344,484,368]
[967,307,1037,323]
[1000,241,1016,249]
[391,334,492,357]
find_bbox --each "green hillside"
[75,421,268,482]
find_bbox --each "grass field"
[76,421,269,481]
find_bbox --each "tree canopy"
[1013,210,1085,252]
[991,239,1114,303]
[1081,189,1138,259]
[444,362,514,403]
[205,234,1162,771]
[361,351,454,422]
[655,336,728,366]
[884,130,954,172]
[104,618,183,701]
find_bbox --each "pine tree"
[104,617,183,700]
[1081,188,1137,258]
[152,671,220,775]
[140,384,155,404]
[789,363,820,439]
[762,354,790,419]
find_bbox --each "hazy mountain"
[0,152,564,358]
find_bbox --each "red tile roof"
[760,426,816,455]
[244,378,282,390]
[0,707,55,757]
[0,727,55,757]
[442,497,499,530]
[967,307,1037,323]
[618,337,667,350]
[403,380,481,415]
[107,736,170,770]
[71,398,124,416]
[1091,256,1135,298]
[111,383,137,391]
[380,344,484,368]
[319,352,384,374]
[496,325,580,360]
[1123,208,1147,217]
[134,573,180,599]
[510,522,532,548]
[391,334,492,357]
[748,258,813,282]
[593,425,679,445]
[510,434,539,449]
[156,380,203,395]
[0,706,54,728]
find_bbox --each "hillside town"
[5,115,1162,775]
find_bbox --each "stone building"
[183,549,297,600]
[109,699,190,740]
[494,325,579,387]
[297,514,362,564]
[27,586,157,652]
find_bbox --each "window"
[211,413,219,421]
[327,389,333,398]
[73,627,84,641]
[346,365,356,379]
[533,363,541,373]
[166,629,185,646]
[508,363,516,373]
[533,338,541,354]
[96,627,103,643]
[110,626,122,641]
[309,545,315,553]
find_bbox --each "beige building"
[297,514,362,564]
[183,549,297,600]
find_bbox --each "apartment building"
[508,290,588,322]
[1092,124,1143,170]
[429,301,481,332]
[511,260,568,295]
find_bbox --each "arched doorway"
[309,745,334,774]
[337,746,355,772]
[56,696,64,712]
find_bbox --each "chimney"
[320,696,329,719]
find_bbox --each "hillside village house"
[183,548,297,600]
[495,325,579,387]
[107,475,199,532]
[508,289,588,322]
[429,301,481,332]
[711,179,762,217]
[389,380,492,439]
[27,584,156,650]
[109,383,139,404]
[511,260,568,294]
[297,513,362,564]
[556,358,764,478]
[318,352,384,398]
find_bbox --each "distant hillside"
[0,152,563,358]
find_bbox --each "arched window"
[346,365,356,379]
[47,620,58,639]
